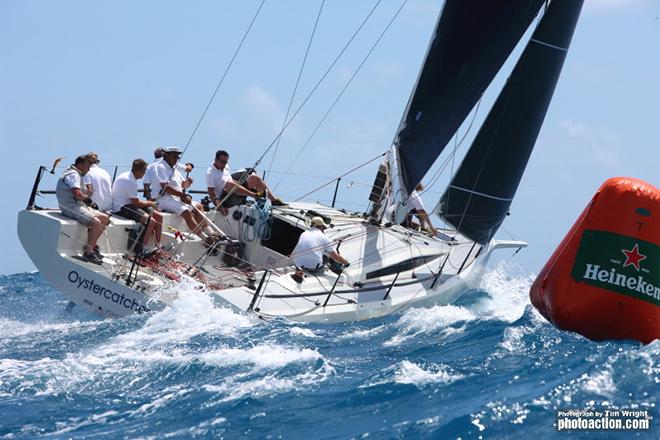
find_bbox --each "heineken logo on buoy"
[572,230,659,306]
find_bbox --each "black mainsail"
[437,0,584,245]
[393,0,546,196]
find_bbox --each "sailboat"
[17,0,584,322]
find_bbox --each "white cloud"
[560,119,616,142]
[559,119,620,169]
[240,85,285,133]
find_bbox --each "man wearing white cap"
[144,147,192,200]
[154,146,214,242]
[291,217,348,276]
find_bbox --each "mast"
[437,0,585,244]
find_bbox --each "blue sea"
[0,263,657,439]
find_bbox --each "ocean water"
[0,263,656,439]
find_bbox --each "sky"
[2,0,658,276]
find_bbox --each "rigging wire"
[419,97,482,198]
[274,0,409,191]
[216,0,383,209]
[247,0,383,172]
[179,0,267,159]
[265,0,325,181]
[293,151,386,202]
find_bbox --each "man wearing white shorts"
[155,147,213,242]
[144,147,193,200]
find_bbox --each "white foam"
[197,344,323,369]
[336,325,386,340]
[0,283,305,397]
[393,360,463,386]
[203,362,335,402]
[385,305,475,346]
[580,368,617,396]
[132,387,189,415]
[115,292,253,352]
[499,326,532,352]
[289,327,318,338]
[0,318,99,339]
[474,261,535,323]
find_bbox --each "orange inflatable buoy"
[530,177,659,343]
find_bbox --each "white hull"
[18,204,525,322]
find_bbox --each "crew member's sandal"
[93,245,104,259]
[204,237,217,247]
[82,251,103,265]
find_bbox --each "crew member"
[206,149,285,213]
[143,147,192,200]
[56,155,110,264]
[291,217,348,281]
[112,158,163,252]
[85,152,113,211]
[154,146,215,242]
[403,183,437,235]
[142,147,163,200]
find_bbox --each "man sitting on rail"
[143,147,193,200]
[84,152,113,212]
[206,149,285,213]
[154,146,216,243]
[142,147,163,201]
[290,217,348,282]
[56,155,110,265]
[112,158,163,253]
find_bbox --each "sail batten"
[437,0,585,245]
[448,185,514,202]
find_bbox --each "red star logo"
[621,243,647,271]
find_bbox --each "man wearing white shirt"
[206,150,285,213]
[142,147,163,201]
[112,159,163,251]
[143,147,193,200]
[155,147,213,242]
[85,152,113,211]
[291,217,348,282]
[404,183,437,235]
